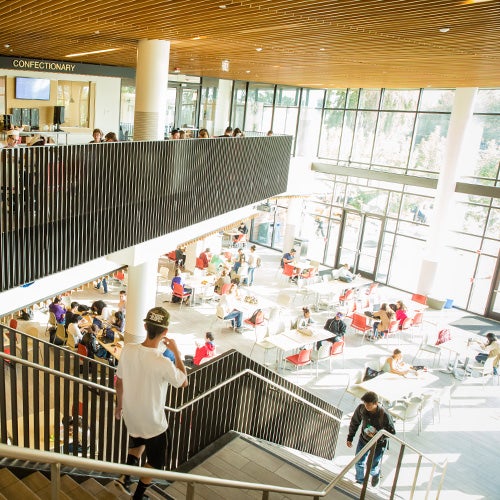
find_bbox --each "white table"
[358,371,439,405]
[185,276,216,305]
[306,276,372,310]
[266,326,335,370]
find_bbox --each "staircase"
[0,431,392,500]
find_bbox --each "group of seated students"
[90,128,118,143]
[367,300,409,340]
[47,293,126,353]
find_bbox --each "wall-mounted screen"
[15,77,51,101]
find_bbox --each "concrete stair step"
[0,468,41,500]
[80,477,121,499]
[22,471,71,500]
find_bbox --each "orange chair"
[167,250,177,262]
[385,319,400,344]
[411,293,428,306]
[9,319,18,330]
[339,288,354,305]
[216,283,232,296]
[285,348,312,371]
[283,263,299,279]
[329,340,345,369]
[244,311,266,340]
[365,282,379,296]
[411,311,424,338]
[195,257,205,269]
[350,313,372,342]
[172,283,191,309]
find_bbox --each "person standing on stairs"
[114,307,188,499]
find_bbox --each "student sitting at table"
[185,331,216,366]
[336,263,358,283]
[49,297,66,324]
[199,248,211,269]
[370,303,395,340]
[317,312,346,349]
[112,311,125,333]
[80,326,109,360]
[67,315,84,348]
[232,248,245,275]
[281,248,296,268]
[472,333,500,375]
[91,300,112,321]
[382,349,414,376]
[296,306,315,330]
[217,284,243,333]
[391,301,408,328]
[65,302,80,329]
[171,269,193,303]
[214,269,231,294]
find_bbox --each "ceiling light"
[246,70,251,74]
[439,27,450,33]
[65,48,119,57]
[4,44,10,48]
[219,4,227,8]
[319,48,325,51]
[94,31,100,35]
[256,47,263,52]
[192,36,201,40]
[221,59,229,72]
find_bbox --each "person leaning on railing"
[347,391,396,487]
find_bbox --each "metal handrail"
[0,351,448,499]
[0,351,341,422]
[0,443,322,499]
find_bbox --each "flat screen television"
[15,77,51,101]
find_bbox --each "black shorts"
[129,431,168,470]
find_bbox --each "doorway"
[165,85,200,136]
[337,211,384,280]
[485,251,500,321]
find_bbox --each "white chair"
[468,357,497,385]
[311,342,331,376]
[338,369,366,406]
[412,332,442,367]
[388,397,422,439]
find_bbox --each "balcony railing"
[0,135,292,291]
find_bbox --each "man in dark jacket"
[316,312,346,349]
[347,391,396,487]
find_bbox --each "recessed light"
[94,31,100,35]
[65,48,119,57]
[439,27,450,33]
[246,70,251,74]
[192,36,201,40]
[219,4,226,8]
[4,44,10,48]
[319,48,325,51]
[256,47,263,52]
[221,59,229,72]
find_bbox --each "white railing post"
[50,462,61,500]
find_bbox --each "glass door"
[337,211,384,280]
[485,251,500,321]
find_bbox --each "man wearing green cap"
[114,307,187,499]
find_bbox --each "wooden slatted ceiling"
[0,0,498,88]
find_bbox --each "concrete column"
[417,88,477,295]
[124,259,158,344]
[282,198,303,253]
[184,243,198,273]
[134,39,170,141]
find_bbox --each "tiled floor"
[22,244,500,499]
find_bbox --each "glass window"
[372,111,415,168]
[467,114,500,181]
[231,81,247,132]
[451,202,489,236]
[468,255,497,314]
[199,78,219,134]
[324,219,341,266]
[275,86,300,106]
[120,78,135,138]
[485,208,500,239]
[409,113,450,172]
[381,89,419,111]
[346,89,360,109]
[339,110,356,161]
[319,110,343,159]
[296,89,324,157]
[245,83,274,132]
[358,89,380,110]
[419,89,455,112]
[57,80,90,128]
[325,89,346,108]
[474,88,500,114]
[399,193,432,224]
[388,236,425,291]
[351,111,377,164]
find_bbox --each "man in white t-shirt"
[114,307,187,499]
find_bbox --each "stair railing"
[0,351,448,499]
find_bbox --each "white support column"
[417,88,477,295]
[134,39,170,141]
[282,198,303,253]
[124,259,158,344]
